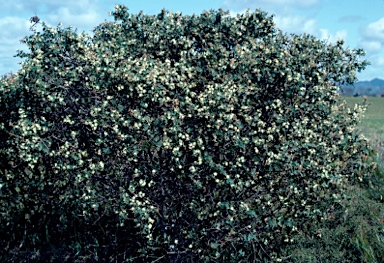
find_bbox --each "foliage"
[0,4,375,261]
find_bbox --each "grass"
[344,96,384,142]
[343,97,384,261]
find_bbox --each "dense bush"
[0,5,375,261]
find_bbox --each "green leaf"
[284,219,293,228]
[210,242,219,249]
[267,218,277,227]
[235,137,245,149]
[246,210,256,217]
[102,147,111,154]
[155,140,163,147]
[117,104,124,111]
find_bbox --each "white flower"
[139,179,146,187]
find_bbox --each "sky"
[1,0,384,81]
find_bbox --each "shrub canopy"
[0,5,373,261]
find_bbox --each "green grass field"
[344,96,384,142]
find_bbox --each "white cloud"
[0,16,30,56]
[361,17,384,42]
[273,15,317,35]
[0,16,30,39]
[2,0,98,13]
[358,17,384,80]
[365,52,384,66]
[47,7,103,32]
[319,29,348,44]
[358,40,382,53]
[258,0,319,8]
[354,51,384,81]
[1,0,114,32]
[0,16,30,75]
[224,0,319,11]
[0,0,24,11]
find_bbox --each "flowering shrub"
[0,5,374,261]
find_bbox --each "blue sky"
[1,0,384,81]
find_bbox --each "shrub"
[0,5,374,261]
